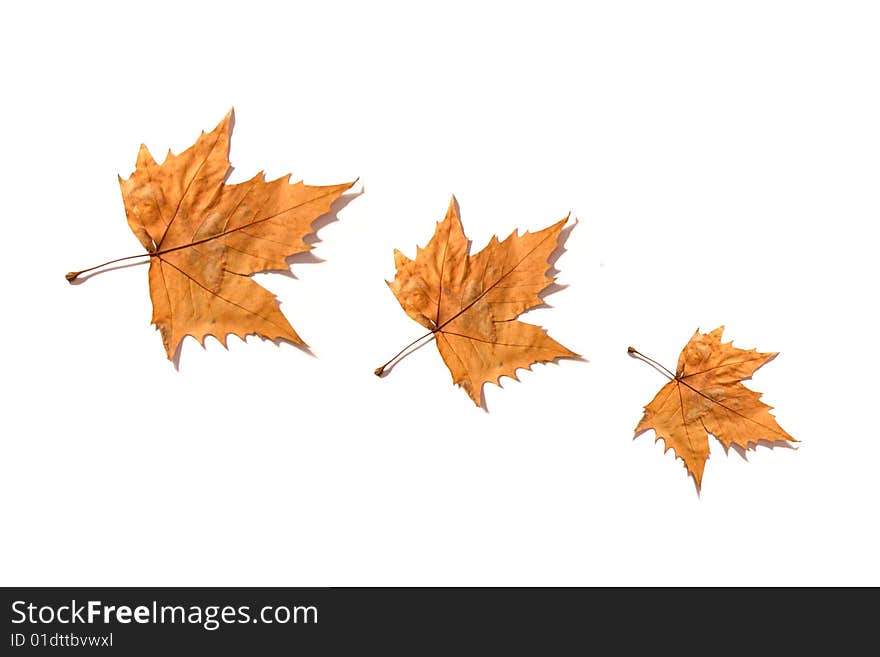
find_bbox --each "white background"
[1,1,878,586]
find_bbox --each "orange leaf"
[631,327,796,490]
[71,110,355,360]
[379,197,578,407]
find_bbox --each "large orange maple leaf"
[69,110,355,360]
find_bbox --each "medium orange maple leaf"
[68,110,355,360]
[630,327,796,490]
[376,197,578,407]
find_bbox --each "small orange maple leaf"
[68,110,356,360]
[630,327,796,490]
[376,196,578,407]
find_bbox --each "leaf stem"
[374,329,437,377]
[627,346,678,380]
[66,253,153,282]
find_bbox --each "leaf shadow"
[720,437,798,461]
[262,188,363,280]
[534,216,577,310]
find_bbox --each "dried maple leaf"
[629,327,795,490]
[375,197,578,407]
[68,110,355,360]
